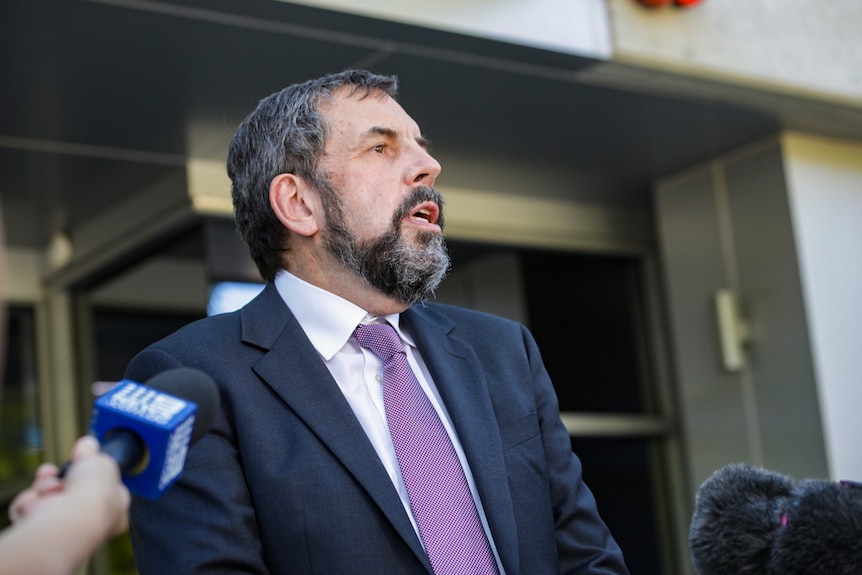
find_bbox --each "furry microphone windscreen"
[689,463,794,575]
[769,477,862,574]
[690,463,862,575]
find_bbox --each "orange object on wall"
[634,0,704,7]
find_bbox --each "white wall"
[605,0,862,105]
[278,0,612,58]
[784,132,862,480]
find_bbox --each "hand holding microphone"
[9,435,129,534]
[1,368,218,575]
[689,463,862,575]
[18,365,219,520]
[3,436,131,575]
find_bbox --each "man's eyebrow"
[364,126,398,140]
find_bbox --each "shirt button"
[375,374,383,382]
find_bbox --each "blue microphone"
[86,367,219,500]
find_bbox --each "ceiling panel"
[1,0,780,250]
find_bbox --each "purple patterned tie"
[353,323,499,575]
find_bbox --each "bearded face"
[317,178,450,306]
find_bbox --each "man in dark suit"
[126,70,629,575]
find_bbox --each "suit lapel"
[240,285,432,572]
[403,305,520,574]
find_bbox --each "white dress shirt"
[274,270,505,572]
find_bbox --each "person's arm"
[0,436,130,575]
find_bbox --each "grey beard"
[355,229,450,306]
[321,185,451,305]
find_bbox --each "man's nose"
[405,145,442,187]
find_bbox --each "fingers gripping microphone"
[87,367,219,500]
[689,463,862,575]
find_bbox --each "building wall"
[656,131,862,487]
[281,0,862,109]
[606,0,862,105]
[3,248,43,304]
[784,132,862,480]
[277,0,613,58]
[654,137,830,493]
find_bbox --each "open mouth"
[407,201,440,227]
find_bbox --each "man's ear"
[269,173,320,237]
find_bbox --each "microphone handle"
[57,429,145,478]
[100,429,146,474]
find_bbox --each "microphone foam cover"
[689,463,794,575]
[143,367,219,444]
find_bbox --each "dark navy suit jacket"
[126,283,629,574]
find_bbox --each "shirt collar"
[274,270,414,359]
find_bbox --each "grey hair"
[227,70,399,282]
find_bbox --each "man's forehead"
[321,88,421,137]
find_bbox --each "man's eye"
[372,145,385,153]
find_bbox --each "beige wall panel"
[606,0,862,105]
[4,248,43,303]
[278,0,612,57]
[655,139,829,494]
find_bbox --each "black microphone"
[689,463,862,575]
[63,368,219,500]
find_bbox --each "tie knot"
[353,322,405,362]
